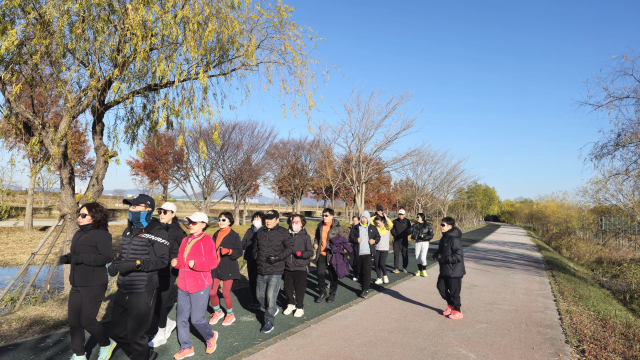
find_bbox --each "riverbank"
[528,231,640,358]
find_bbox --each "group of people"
[61,194,466,360]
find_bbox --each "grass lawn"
[528,231,640,359]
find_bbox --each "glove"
[113,260,138,274]
[220,248,230,256]
[266,254,280,264]
[71,254,82,265]
[434,253,443,262]
[108,263,119,277]
[295,251,302,258]
[59,254,71,264]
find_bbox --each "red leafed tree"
[0,70,94,230]
[363,171,396,212]
[127,131,188,202]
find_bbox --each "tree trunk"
[278,197,281,212]
[234,200,241,227]
[162,182,169,202]
[80,100,117,205]
[23,169,37,231]
[56,150,79,293]
[295,197,301,214]
[243,199,248,225]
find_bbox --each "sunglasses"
[157,210,172,215]
[322,214,331,217]
[440,224,447,227]
[78,213,89,219]
[188,221,203,226]
[218,218,229,223]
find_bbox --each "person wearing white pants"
[409,213,434,277]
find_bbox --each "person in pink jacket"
[171,212,219,359]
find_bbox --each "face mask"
[253,220,262,230]
[129,210,152,228]
[292,223,302,233]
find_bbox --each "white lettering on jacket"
[140,233,170,246]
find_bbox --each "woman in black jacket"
[283,214,313,317]
[209,211,243,326]
[409,213,434,277]
[148,202,186,348]
[59,202,115,360]
[241,211,264,309]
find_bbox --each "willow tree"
[1,0,324,289]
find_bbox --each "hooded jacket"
[435,227,466,278]
[285,228,314,272]
[349,211,380,256]
[117,218,170,293]
[174,233,218,293]
[211,228,243,280]
[68,224,114,287]
[253,224,294,275]
[313,218,349,265]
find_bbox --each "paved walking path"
[243,224,572,360]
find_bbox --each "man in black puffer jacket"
[391,209,411,273]
[433,216,465,320]
[108,194,169,360]
[252,210,293,334]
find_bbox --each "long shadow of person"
[380,288,442,315]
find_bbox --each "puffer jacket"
[242,225,261,262]
[253,224,293,275]
[211,229,243,280]
[117,218,170,293]
[435,227,465,278]
[174,233,218,293]
[161,222,186,277]
[410,222,434,243]
[68,224,114,287]
[285,228,313,272]
[313,218,349,265]
[391,217,412,244]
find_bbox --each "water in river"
[0,264,65,294]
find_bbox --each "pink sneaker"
[209,311,224,325]
[206,331,218,354]
[442,305,454,316]
[449,310,464,319]
[222,313,235,326]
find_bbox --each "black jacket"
[435,227,465,278]
[348,224,380,256]
[117,218,170,293]
[313,218,349,265]
[285,228,313,272]
[164,222,187,260]
[211,229,243,280]
[67,224,114,287]
[391,218,412,245]
[253,224,293,275]
[242,225,261,262]
[409,222,434,243]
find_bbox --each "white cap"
[185,212,208,223]
[157,202,177,213]
[398,209,406,215]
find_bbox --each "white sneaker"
[353,277,359,282]
[283,304,296,315]
[71,354,87,360]
[165,318,176,338]
[274,308,279,316]
[294,308,304,317]
[148,328,167,347]
[383,275,389,284]
[374,278,383,285]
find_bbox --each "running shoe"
[209,311,225,325]
[173,347,194,359]
[206,331,218,354]
[449,310,464,319]
[97,338,117,360]
[283,304,296,315]
[222,314,235,326]
[443,305,454,316]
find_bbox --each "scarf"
[215,227,232,260]
[183,232,205,263]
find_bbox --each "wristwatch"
[134,260,141,271]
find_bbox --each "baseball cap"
[185,212,208,223]
[123,194,155,210]
[264,210,280,220]
[398,209,406,215]
[157,202,177,213]
[376,205,383,212]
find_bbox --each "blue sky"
[70,1,640,200]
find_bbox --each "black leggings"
[356,254,373,291]
[110,289,157,360]
[247,260,259,304]
[374,250,389,278]
[284,270,307,309]
[154,268,177,329]
[437,276,462,311]
[68,285,110,356]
